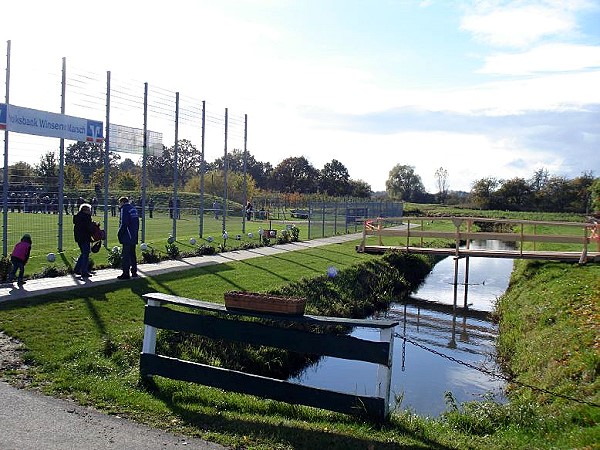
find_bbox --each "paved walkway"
[0,233,363,303]
[0,233,363,449]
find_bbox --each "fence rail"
[359,216,600,263]
[140,292,398,420]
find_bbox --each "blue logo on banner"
[86,120,104,142]
[0,103,7,130]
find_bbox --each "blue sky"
[2,0,600,192]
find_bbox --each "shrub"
[0,256,11,281]
[107,247,122,268]
[290,225,300,242]
[141,247,161,263]
[165,242,180,259]
[194,244,216,256]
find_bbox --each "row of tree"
[6,141,599,214]
[7,141,373,199]
[385,163,597,214]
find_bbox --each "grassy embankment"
[0,207,598,448]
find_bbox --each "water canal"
[289,240,514,416]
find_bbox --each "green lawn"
[3,210,314,276]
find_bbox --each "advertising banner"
[0,103,103,142]
[109,124,163,155]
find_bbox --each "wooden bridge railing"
[359,216,600,263]
[140,292,399,421]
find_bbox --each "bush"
[194,244,216,256]
[290,225,300,242]
[165,242,180,259]
[35,265,69,279]
[107,247,122,268]
[0,256,11,281]
[141,247,161,263]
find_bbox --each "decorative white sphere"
[189,238,197,245]
[112,246,120,253]
[222,232,229,240]
[47,252,56,262]
[248,232,254,239]
[207,236,214,243]
[140,243,148,251]
[167,236,175,244]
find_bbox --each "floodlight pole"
[222,108,228,233]
[172,92,179,239]
[199,100,205,237]
[57,57,66,252]
[242,114,248,234]
[2,40,11,256]
[142,82,148,243]
[103,71,111,248]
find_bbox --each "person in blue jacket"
[117,196,139,280]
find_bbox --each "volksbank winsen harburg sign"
[0,103,103,142]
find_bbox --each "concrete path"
[0,233,363,449]
[0,381,225,450]
[0,233,363,303]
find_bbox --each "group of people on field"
[8,196,139,284]
[72,196,139,280]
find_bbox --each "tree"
[495,177,532,210]
[209,149,273,190]
[64,164,84,189]
[116,172,139,191]
[538,176,573,212]
[271,156,319,193]
[385,164,426,201]
[119,158,138,173]
[146,147,172,187]
[319,159,350,196]
[65,142,120,182]
[8,161,35,185]
[591,178,600,215]
[35,151,59,187]
[150,139,201,188]
[193,170,257,204]
[348,179,372,198]
[470,177,499,209]
[434,167,449,204]
[568,172,594,213]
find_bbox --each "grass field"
[3,210,312,276]
[0,208,598,448]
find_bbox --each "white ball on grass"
[189,238,197,245]
[47,253,56,262]
[140,243,148,251]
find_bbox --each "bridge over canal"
[358,216,600,264]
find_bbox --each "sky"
[1,0,600,193]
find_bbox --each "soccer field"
[3,209,301,276]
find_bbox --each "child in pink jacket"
[8,234,32,284]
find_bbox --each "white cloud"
[460,2,579,48]
[479,43,600,75]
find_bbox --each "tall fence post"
[57,57,66,252]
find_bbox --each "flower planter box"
[224,291,306,316]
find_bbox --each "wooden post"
[142,299,160,356]
[520,223,524,257]
[376,326,394,418]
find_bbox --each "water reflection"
[288,241,512,416]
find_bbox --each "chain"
[394,332,600,409]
